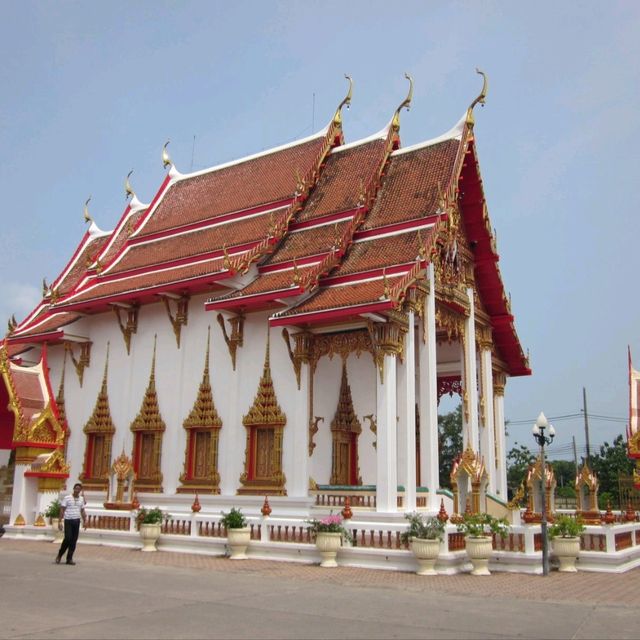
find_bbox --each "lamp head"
[532,423,540,436]
[535,412,548,429]
[549,424,556,438]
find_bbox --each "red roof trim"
[270,299,394,327]
[320,263,415,287]
[7,330,64,346]
[130,198,292,245]
[205,285,304,312]
[288,208,358,232]
[260,255,325,274]
[353,215,439,242]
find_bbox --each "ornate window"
[330,363,362,486]
[238,340,287,495]
[178,331,222,493]
[80,352,115,491]
[130,342,165,493]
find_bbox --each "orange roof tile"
[362,140,459,231]
[296,140,386,222]
[137,136,327,238]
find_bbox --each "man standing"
[55,483,87,565]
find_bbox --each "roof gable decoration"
[243,335,286,427]
[83,345,116,436]
[130,336,167,434]
[183,328,222,430]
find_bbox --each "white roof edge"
[331,122,390,154]
[392,112,466,157]
[173,122,331,183]
[88,221,113,240]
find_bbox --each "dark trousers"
[57,519,81,561]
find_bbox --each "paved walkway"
[1,538,638,639]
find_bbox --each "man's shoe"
[66,560,76,565]
[55,555,61,564]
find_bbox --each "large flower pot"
[50,518,63,543]
[552,536,580,572]
[227,527,251,560]
[465,536,493,576]
[315,531,342,568]
[410,538,440,575]
[139,523,162,552]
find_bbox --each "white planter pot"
[465,536,493,576]
[552,536,580,572]
[140,523,162,552]
[410,538,440,575]
[227,527,251,560]
[50,518,63,543]
[315,531,342,568]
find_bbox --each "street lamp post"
[532,411,555,576]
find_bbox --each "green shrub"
[137,507,164,524]
[456,513,509,539]
[220,507,247,529]
[548,514,585,539]
[401,512,445,544]
[44,499,61,519]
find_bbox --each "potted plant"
[457,512,508,576]
[137,507,164,552]
[307,514,353,568]
[401,512,445,575]
[548,515,585,572]
[221,508,250,560]
[45,499,63,543]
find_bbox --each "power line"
[507,412,626,425]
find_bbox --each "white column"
[418,265,440,510]
[221,348,241,496]
[493,374,507,497]
[480,347,496,493]
[376,352,397,513]
[398,311,416,511]
[463,287,479,452]
[290,361,310,497]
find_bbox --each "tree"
[506,442,535,496]
[438,405,462,489]
[550,459,576,489]
[588,434,634,508]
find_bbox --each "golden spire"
[83,196,93,224]
[292,258,301,286]
[131,335,166,433]
[83,344,115,435]
[184,327,222,428]
[56,350,67,429]
[243,332,286,427]
[465,68,488,126]
[162,140,172,169]
[42,278,49,297]
[125,170,135,200]
[331,362,361,435]
[391,73,414,131]
[332,74,353,126]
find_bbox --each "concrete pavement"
[1,539,638,639]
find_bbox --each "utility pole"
[582,387,591,464]
[572,435,579,471]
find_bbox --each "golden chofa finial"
[83,196,93,223]
[332,74,353,126]
[391,73,414,131]
[125,170,135,200]
[42,278,49,297]
[162,140,172,169]
[466,68,488,127]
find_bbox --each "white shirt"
[61,494,85,520]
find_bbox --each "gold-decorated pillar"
[477,326,496,493]
[493,371,507,497]
[290,331,312,497]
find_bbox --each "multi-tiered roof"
[6,75,530,377]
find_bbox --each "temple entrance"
[329,363,362,486]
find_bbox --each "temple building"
[1,73,531,531]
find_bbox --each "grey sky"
[1,1,638,459]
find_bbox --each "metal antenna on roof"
[191,135,196,172]
[312,93,315,133]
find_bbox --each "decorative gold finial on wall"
[391,73,413,131]
[83,196,93,224]
[466,68,488,126]
[125,170,135,200]
[162,140,172,168]
[332,74,353,126]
